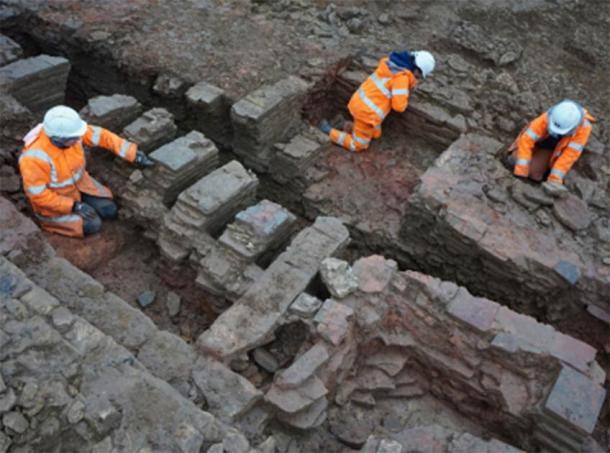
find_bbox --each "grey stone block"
[0,54,70,114]
[79,94,143,131]
[186,81,232,146]
[198,216,349,359]
[192,355,262,421]
[543,366,606,435]
[276,343,329,389]
[0,34,23,66]
[219,199,296,261]
[289,293,323,318]
[159,160,258,261]
[271,134,321,184]
[231,76,311,172]
[122,108,177,152]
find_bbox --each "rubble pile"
[240,255,605,448]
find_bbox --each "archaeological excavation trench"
[0,9,609,453]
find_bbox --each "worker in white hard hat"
[18,105,155,238]
[508,100,595,193]
[319,50,435,153]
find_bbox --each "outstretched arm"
[82,125,137,162]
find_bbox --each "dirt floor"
[46,221,226,343]
[2,0,609,450]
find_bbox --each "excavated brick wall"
[400,133,610,323]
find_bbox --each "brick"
[185,81,232,146]
[276,343,329,389]
[79,94,142,130]
[544,366,606,435]
[231,76,311,172]
[192,356,263,421]
[266,376,327,414]
[289,293,323,318]
[352,255,397,294]
[494,307,555,351]
[219,199,296,260]
[314,299,354,346]
[122,108,177,152]
[0,34,23,66]
[448,289,500,333]
[549,332,597,374]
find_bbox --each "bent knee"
[83,215,102,236]
[98,200,118,220]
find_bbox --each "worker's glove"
[542,180,568,198]
[72,201,98,221]
[318,120,332,135]
[135,150,155,168]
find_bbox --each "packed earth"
[0,1,609,452]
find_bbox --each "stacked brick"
[0,55,70,114]
[197,200,297,299]
[231,76,311,172]
[121,131,220,238]
[0,34,23,66]
[158,160,258,262]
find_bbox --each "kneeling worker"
[319,50,435,152]
[510,99,594,193]
[19,105,154,238]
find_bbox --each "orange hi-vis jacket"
[19,124,137,237]
[348,57,417,127]
[514,109,594,184]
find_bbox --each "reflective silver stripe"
[369,73,391,98]
[526,128,539,140]
[90,176,109,196]
[568,142,583,152]
[550,168,565,179]
[516,159,531,166]
[19,149,58,182]
[374,124,381,130]
[391,88,410,96]
[349,140,356,152]
[119,140,130,158]
[337,132,347,146]
[353,134,370,145]
[357,88,386,120]
[35,213,81,224]
[583,120,591,127]
[91,126,102,146]
[26,184,47,195]
[48,165,85,189]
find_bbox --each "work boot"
[542,180,569,198]
[343,121,354,133]
[318,119,332,135]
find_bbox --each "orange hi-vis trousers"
[329,120,382,153]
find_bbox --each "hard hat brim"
[72,119,88,137]
[548,122,573,136]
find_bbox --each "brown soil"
[48,219,227,343]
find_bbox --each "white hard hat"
[42,105,87,138]
[548,100,583,136]
[413,51,435,78]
